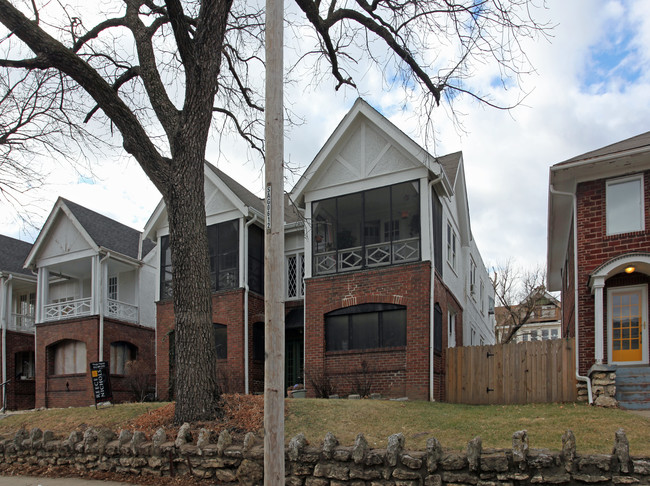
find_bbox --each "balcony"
[107,299,138,323]
[9,313,35,333]
[44,298,92,322]
[314,237,420,275]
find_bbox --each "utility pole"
[264,0,285,479]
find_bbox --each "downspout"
[428,175,442,402]
[99,253,111,362]
[244,214,259,394]
[549,185,593,404]
[1,274,11,413]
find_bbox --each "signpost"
[90,361,112,408]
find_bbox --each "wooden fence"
[445,338,577,404]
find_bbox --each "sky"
[2,0,650,273]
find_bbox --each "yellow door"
[612,289,643,362]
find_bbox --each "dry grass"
[0,398,648,456]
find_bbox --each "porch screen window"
[607,176,644,235]
[248,225,264,295]
[325,303,406,351]
[312,181,420,275]
[110,341,137,375]
[214,323,227,359]
[52,340,86,375]
[208,220,239,291]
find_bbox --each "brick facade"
[0,331,35,410]
[572,173,650,374]
[304,261,460,401]
[35,317,154,408]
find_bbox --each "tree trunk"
[166,152,220,423]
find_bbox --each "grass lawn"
[0,399,648,456]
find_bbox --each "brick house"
[547,131,650,408]
[0,235,37,410]
[22,198,156,408]
[148,98,495,402]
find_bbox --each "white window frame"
[606,175,644,236]
[285,252,305,300]
[446,222,457,271]
[448,311,456,348]
[108,276,118,301]
[469,257,477,298]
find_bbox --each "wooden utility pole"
[264,0,285,480]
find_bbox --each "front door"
[609,286,647,364]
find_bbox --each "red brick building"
[22,198,156,408]
[548,131,650,408]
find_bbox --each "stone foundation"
[1,425,649,485]
[589,364,618,408]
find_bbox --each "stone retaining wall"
[1,425,649,485]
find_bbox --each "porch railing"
[9,314,35,333]
[314,237,420,275]
[106,299,138,323]
[44,298,92,322]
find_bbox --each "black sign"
[90,361,112,403]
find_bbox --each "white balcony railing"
[44,298,92,322]
[10,313,35,333]
[107,299,138,323]
[314,237,420,275]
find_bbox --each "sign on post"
[90,361,112,408]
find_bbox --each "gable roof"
[205,162,264,214]
[25,198,152,268]
[437,151,462,187]
[291,98,451,204]
[0,235,33,277]
[555,130,650,167]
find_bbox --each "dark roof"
[556,130,650,166]
[205,162,264,214]
[62,198,149,259]
[437,151,461,187]
[0,234,33,276]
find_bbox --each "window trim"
[606,174,644,236]
[446,222,457,271]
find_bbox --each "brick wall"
[305,261,456,401]
[575,173,650,374]
[35,317,155,408]
[1,331,35,410]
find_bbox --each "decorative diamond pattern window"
[286,252,305,300]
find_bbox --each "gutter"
[549,185,593,404]
[551,145,650,172]
[428,175,442,402]
[244,214,259,394]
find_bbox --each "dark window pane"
[160,235,173,299]
[214,323,227,359]
[391,181,420,240]
[351,313,379,349]
[253,322,265,360]
[218,221,239,289]
[326,315,349,351]
[381,309,406,347]
[248,225,264,294]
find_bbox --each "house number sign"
[266,184,272,234]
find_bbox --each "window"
[312,181,420,275]
[480,281,485,313]
[447,223,457,270]
[551,329,559,339]
[160,235,173,300]
[248,225,264,295]
[160,220,240,300]
[469,257,477,296]
[541,329,549,340]
[52,340,86,375]
[434,304,442,353]
[286,253,305,299]
[607,176,644,235]
[110,341,137,374]
[108,276,118,301]
[448,311,456,348]
[15,351,35,379]
[214,323,227,359]
[325,303,406,351]
[253,322,265,360]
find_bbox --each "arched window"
[110,341,137,374]
[325,303,406,351]
[51,340,86,375]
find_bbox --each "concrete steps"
[616,366,650,410]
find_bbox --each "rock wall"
[1,425,649,485]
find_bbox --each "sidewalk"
[0,477,134,486]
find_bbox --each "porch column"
[593,279,605,364]
[37,267,49,324]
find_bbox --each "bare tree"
[490,260,547,343]
[0,0,550,422]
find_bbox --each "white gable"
[307,118,423,196]
[38,213,94,261]
[205,176,241,218]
